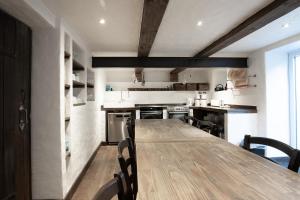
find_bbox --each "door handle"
[19,104,28,132]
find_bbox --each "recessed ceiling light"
[99,18,106,25]
[282,23,289,29]
[197,21,203,26]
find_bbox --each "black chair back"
[118,138,138,200]
[243,135,300,172]
[92,172,129,200]
[126,118,135,142]
[184,116,198,126]
[184,116,219,135]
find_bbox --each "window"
[289,50,300,149]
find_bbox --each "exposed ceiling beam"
[92,57,248,68]
[170,0,300,77]
[136,0,169,81]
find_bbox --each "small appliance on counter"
[210,99,225,107]
[214,84,225,92]
[195,99,201,107]
[194,91,208,107]
[186,98,194,106]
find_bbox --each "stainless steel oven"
[168,111,189,122]
[167,106,189,122]
[140,107,163,119]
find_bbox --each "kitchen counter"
[101,105,138,111]
[102,104,257,113]
[135,103,185,108]
[102,103,186,110]
[190,105,257,113]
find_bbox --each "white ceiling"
[41,0,300,55]
[149,0,272,56]
[219,7,300,53]
[42,0,143,52]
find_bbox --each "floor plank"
[71,146,119,200]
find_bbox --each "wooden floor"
[71,146,119,200]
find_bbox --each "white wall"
[106,69,210,91]
[7,1,107,198]
[95,69,107,141]
[104,91,196,105]
[104,69,210,104]
[208,61,266,137]
[264,46,291,157]
[209,33,300,154]
[31,26,63,199]
[59,22,107,198]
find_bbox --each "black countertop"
[190,105,257,113]
[135,103,185,108]
[101,105,138,111]
[101,104,257,113]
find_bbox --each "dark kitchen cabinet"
[0,9,32,200]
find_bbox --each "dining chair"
[184,116,197,126]
[187,116,216,132]
[126,118,135,142]
[243,135,300,173]
[118,138,138,200]
[196,120,216,133]
[92,172,131,200]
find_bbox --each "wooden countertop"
[190,105,257,113]
[135,119,300,200]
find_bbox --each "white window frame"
[288,49,300,149]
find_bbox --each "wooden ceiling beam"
[170,0,300,77]
[136,0,169,81]
[92,57,248,68]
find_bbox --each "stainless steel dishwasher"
[108,112,131,143]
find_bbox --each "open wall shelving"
[62,32,96,164]
[63,33,88,161]
[87,69,95,101]
[64,33,72,160]
[72,41,86,106]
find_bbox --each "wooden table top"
[135,119,212,143]
[135,119,300,200]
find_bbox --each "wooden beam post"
[136,0,169,81]
[92,57,248,68]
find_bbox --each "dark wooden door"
[0,9,31,200]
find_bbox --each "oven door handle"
[141,111,163,115]
[168,111,189,114]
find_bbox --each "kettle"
[214,84,224,92]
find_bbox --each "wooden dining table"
[135,119,300,200]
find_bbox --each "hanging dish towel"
[228,69,248,80]
[234,79,249,88]
[228,69,249,89]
